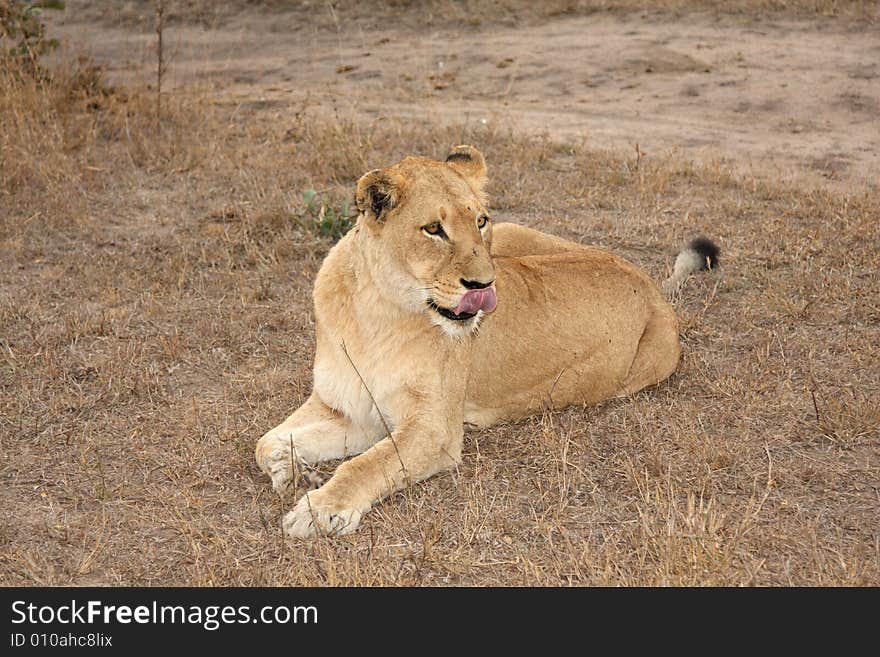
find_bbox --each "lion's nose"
[460,278,494,290]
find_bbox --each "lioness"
[256,145,718,538]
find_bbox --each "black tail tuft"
[690,237,719,271]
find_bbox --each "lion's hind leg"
[616,303,681,397]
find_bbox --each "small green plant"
[0,0,65,73]
[299,189,356,240]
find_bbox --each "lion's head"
[353,145,496,338]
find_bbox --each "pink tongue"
[453,287,497,315]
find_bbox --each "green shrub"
[0,0,65,74]
[299,189,356,240]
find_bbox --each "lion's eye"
[477,215,490,229]
[422,222,447,239]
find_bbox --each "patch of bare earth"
[48,0,880,191]
[1,3,877,585]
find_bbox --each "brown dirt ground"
[50,0,880,191]
[1,2,878,585]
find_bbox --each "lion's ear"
[355,169,403,223]
[445,145,487,196]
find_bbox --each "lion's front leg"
[255,393,380,493]
[282,415,463,538]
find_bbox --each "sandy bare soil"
[49,5,880,190]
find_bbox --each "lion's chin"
[427,302,482,339]
[428,300,478,322]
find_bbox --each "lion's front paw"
[282,490,364,539]
[256,431,297,492]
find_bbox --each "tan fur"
[256,146,682,538]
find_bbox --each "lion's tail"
[661,237,720,296]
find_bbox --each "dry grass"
[1,29,878,585]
